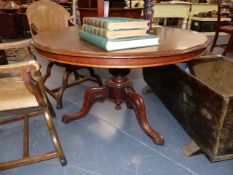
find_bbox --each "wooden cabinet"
[78,0,126,8]
[0,11,20,38]
[78,8,142,24]
[0,11,29,38]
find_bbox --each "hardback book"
[79,30,159,51]
[82,24,148,39]
[82,17,149,30]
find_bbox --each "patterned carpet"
[5,47,32,62]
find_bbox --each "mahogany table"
[32,26,209,145]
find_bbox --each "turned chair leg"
[43,62,54,83]
[210,31,219,52]
[44,110,67,166]
[56,68,71,109]
[87,67,103,86]
[73,70,80,80]
[42,62,103,109]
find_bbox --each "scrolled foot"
[153,135,165,145]
[125,91,164,145]
[62,87,108,124]
[62,114,75,123]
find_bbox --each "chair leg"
[43,63,102,109]
[43,62,54,83]
[210,30,219,52]
[87,68,103,86]
[73,70,80,80]
[44,110,67,166]
[47,96,56,117]
[56,68,71,109]
[222,34,233,56]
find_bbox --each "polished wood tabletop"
[32,26,209,68]
[32,26,209,145]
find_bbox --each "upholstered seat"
[0,76,38,111]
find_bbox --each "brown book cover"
[82,24,148,39]
[82,17,149,30]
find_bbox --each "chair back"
[26,0,70,36]
[216,0,233,28]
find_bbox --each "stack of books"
[79,17,159,51]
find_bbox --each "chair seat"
[0,76,38,111]
[219,25,233,33]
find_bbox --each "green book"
[82,17,149,30]
[79,30,159,51]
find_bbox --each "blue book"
[79,31,159,51]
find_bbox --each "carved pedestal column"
[143,0,154,31]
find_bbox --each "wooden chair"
[0,60,67,170]
[210,0,233,56]
[26,0,103,109]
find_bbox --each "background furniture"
[0,38,8,65]
[143,56,233,161]
[190,16,231,33]
[151,2,218,30]
[78,0,126,8]
[0,38,33,63]
[153,2,190,29]
[210,0,233,56]
[0,60,66,170]
[187,2,218,29]
[78,8,143,24]
[32,26,209,145]
[0,0,30,39]
[26,0,102,109]
[0,11,21,38]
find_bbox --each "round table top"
[32,26,209,68]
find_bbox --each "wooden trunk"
[143,57,233,161]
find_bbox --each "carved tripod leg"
[125,91,164,145]
[62,86,108,123]
[56,68,71,109]
[87,67,103,86]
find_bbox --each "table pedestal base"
[62,68,164,145]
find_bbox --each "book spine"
[82,25,107,38]
[79,30,107,50]
[83,17,108,29]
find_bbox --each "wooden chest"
[143,57,233,161]
[190,17,231,32]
